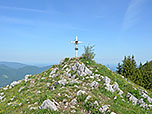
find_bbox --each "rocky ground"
[0,57,152,114]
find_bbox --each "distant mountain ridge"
[0,61,27,69]
[0,61,51,87]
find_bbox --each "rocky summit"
[0,57,152,114]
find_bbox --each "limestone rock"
[70,98,77,105]
[47,83,51,88]
[50,68,58,76]
[112,82,119,91]
[147,96,152,104]
[30,107,38,110]
[103,76,111,84]
[0,93,4,96]
[94,101,99,106]
[118,89,124,97]
[60,58,65,64]
[64,72,71,77]
[140,90,152,104]
[41,99,58,111]
[51,74,59,78]
[99,105,109,113]
[77,90,86,96]
[10,80,22,88]
[72,62,92,76]
[126,93,138,105]
[18,87,25,93]
[25,74,32,83]
[85,67,92,75]
[3,87,8,90]
[114,96,117,100]
[0,95,5,100]
[105,83,115,93]
[85,95,92,103]
[90,81,99,88]
[41,77,45,80]
[10,96,15,101]
[69,80,79,85]
[149,104,152,109]
[71,110,76,113]
[58,79,67,86]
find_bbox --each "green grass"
[0,57,152,113]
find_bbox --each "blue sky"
[0,0,152,65]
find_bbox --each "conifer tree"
[82,45,95,61]
[116,63,122,74]
[117,56,152,90]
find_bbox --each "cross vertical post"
[71,36,82,57]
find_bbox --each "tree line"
[117,55,152,90]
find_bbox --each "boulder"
[72,63,77,71]
[37,91,41,94]
[51,74,58,78]
[99,105,109,113]
[10,96,15,101]
[0,95,5,100]
[10,80,22,88]
[126,93,138,105]
[3,87,8,90]
[137,98,145,104]
[25,74,32,83]
[85,67,92,75]
[41,99,58,111]
[58,79,67,86]
[112,82,119,91]
[147,96,152,104]
[90,76,94,79]
[105,83,115,93]
[140,90,152,104]
[137,98,148,108]
[41,77,45,80]
[47,83,51,88]
[85,95,92,103]
[0,93,4,96]
[114,96,117,100]
[103,76,111,84]
[149,104,152,109]
[95,74,100,77]
[30,107,38,110]
[50,68,58,75]
[72,62,92,76]
[70,98,77,105]
[65,72,71,77]
[69,80,79,85]
[90,81,99,88]
[77,90,86,96]
[18,87,25,93]
[60,58,65,64]
[118,89,124,97]
[94,101,99,106]
[71,110,76,113]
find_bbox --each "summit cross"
[71,36,82,57]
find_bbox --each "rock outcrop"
[41,99,58,111]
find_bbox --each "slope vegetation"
[0,58,152,114]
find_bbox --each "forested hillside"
[117,56,152,91]
[0,62,51,87]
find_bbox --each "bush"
[82,45,95,61]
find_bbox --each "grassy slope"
[0,58,152,114]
